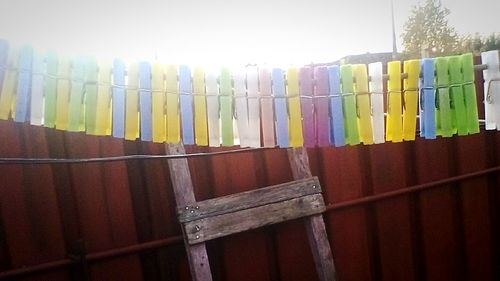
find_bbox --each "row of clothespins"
[1,39,500,148]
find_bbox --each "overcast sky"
[0,0,498,66]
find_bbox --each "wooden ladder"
[167,144,337,281]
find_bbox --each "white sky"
[0,0,498,67]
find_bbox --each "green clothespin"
[448,56,468,136]
[44,51,58,128]
[219,67,234,146]
[435,57,453,137]
[461,53,480,134]
[68,57,85,131]
[340,65,359,145]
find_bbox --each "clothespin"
[0,46,17,120]
[352,64,373,144]
[205,68,220,147]
[481,50,500,130]
[448,56,468,136]
[0,39,8,91]
[68,57,85,132]
[340,65,360,145]
[43,51,58,128]
[314,66,330,147]
[368,62,385,144]
[233,67,249,147]
[246,66,261,148]
[55,58,70,131]
[219,67,234,146]
[125,63,139,140]
[138,61,152,141]
[461,53,480,134]
[272,68,289,148]
[327,65,345,147]
[179,65,195,145]
[402,59,420,141]
[95,61,112,135]
[85,57,98,134]
[386,61,403,142]
[112,59,126,138]
[165,65,180,143]
[286,67,304,147]
[14,45,33,123]
[435,57,453,137]
[30,51,45,126]
[299,66,315,147]
[259,67,275,147]
[420,58,436,139]
[151,63,166,143]
[192,66,208,146]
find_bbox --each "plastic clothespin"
[30,51,45,126]
[352,64,373,144]
[14,45,33,123]
[112,59,126,138]
[299,67,315,147]
[0,46,18,120]
[448,56,468,136]
[386,61,403,142]
[314,66,330,147]
[179,65,194,145]
[420,58,436,139]
[85,57,98,134]
[43,51,57,128]
[55,58,70,131]
[259,67,275,147]
[368,62,384,144]
[138,61,152,141]
[95,61,112,135]
[219,67,234,146]
[165,65,180,143]
[151,63,166,143]
[286,67,304,147]
[461,53,480,134]
[272,68,289,148]
[125,63,139,140]
[481,50,500,130]
[233,67,249,147]
[193,66,208,146]
[327,65,345,147]
[68,57,85,132]
[340,65,360,145]
[435,57,453,137]
[205,68,220,147]
[402,59,420,141]
[246,66,261,148]
[0,39,8,93]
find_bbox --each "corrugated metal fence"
[0,60,499,281]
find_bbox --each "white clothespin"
[369,62,385,143]
[481,50,500,130]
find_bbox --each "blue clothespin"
[112,59,126,138]
[328,65,345,146]
[179,65,194,145]
[420,58,436,139]
[14,45,33,122]
[139,61,152,141]
[272,68,289,148]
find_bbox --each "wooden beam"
[288,147,337,281]
[166,143,213,281]
[177,177,321,223]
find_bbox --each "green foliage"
[402,0,460,58]
[461,33,500,54]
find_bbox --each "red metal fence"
[0,63,499,281]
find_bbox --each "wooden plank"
[288,147,337,281]
[178,177,321,223]
[166,143,213,281]
[184,194,326,244]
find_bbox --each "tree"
[461,33,500,54]
[401,0,460,58]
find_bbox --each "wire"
[0,147,275,165]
